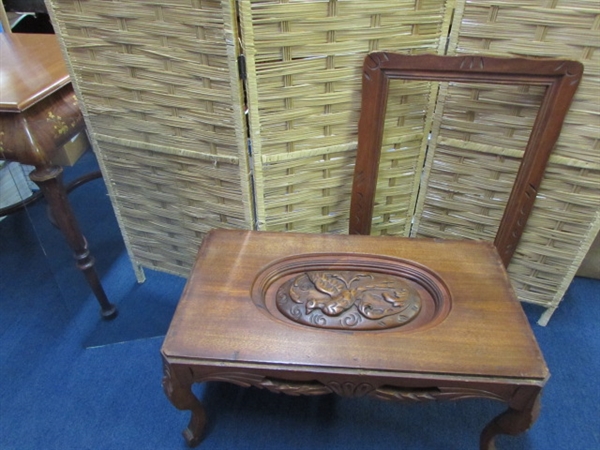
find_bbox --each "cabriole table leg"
[480,386,542,450]
[162,361,207,447]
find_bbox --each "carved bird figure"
[304,272,358,316]
[296,271,414,319]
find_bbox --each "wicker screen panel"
[98,139,247,276]
[260,149,355,233]
[239,0,454,233]
[415,0,600,324]
[45,0,596,323]
[510,163,600,306]
[372,79,438,236]
[46,0,252,277]
[414,82,545,241]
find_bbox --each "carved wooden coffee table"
[161,229,548,449]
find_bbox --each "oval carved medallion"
[276,271,422,330]
[251,253,451,333]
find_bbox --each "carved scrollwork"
[276,271,422,330]
[191,371,508,404]
[195,372,331,396]
[328,381,375,397]
[197,371,266,388]
[260,379,332,396]
[372,386,506,403]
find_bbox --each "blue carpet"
[0,150,598,449]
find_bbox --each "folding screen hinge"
[245,136,254,185]
[238,54,247,81]
[246,137,261,230]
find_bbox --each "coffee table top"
[163,229,547,381]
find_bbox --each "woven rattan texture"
[46,0,597,323]
[240,0,453,234]
[98,140,247,275]
[46,0,251,276]
[415,82,546,241]
[415,0,600,323]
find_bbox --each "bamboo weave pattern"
[46,0,251,277]
[240,0,453,234]
[45,0,598,323]
[415,0,600,323]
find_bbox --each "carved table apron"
[161,229,548,449]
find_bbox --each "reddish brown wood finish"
[161,53,581,449]
[163,230,547,449]
[0,33,70,113]
[0,34,116,319]
[350,53,583,267]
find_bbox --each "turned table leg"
[162,362,207,447]
[29,165,117,320]
[480,387,542,450]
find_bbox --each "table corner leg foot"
[480,389,541,450]
[183,407,207,447]
[100,304,118,320]
[163,362,207,447]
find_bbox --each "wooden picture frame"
[350,53,583,266]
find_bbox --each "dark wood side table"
[0,33,117,319]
